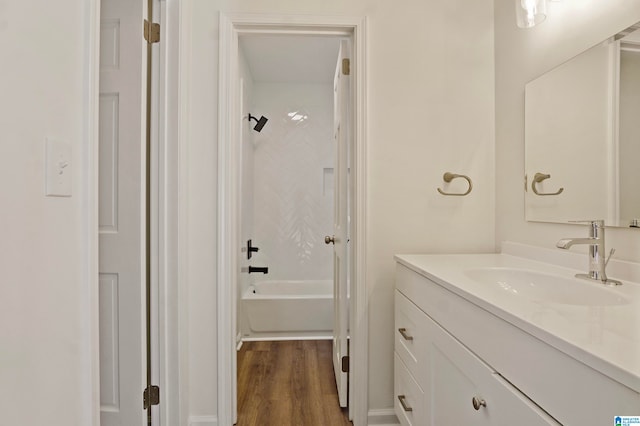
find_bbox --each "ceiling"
[239,35,341,84]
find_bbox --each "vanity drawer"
[394,352,425,426]
[395,290,429,383]
[426,312,560,425]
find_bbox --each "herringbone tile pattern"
[252,84,334,281]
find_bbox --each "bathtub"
[242,280,333,340]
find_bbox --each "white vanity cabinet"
[394,258,640,425]
[394,290,558,425]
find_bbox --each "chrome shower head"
[248,114,268,132]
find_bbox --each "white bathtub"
[242,280,333,339]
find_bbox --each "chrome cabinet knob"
[325,235,335,245]
[472,396,486,410]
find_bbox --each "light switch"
[45,139,72,197]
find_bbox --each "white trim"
[242,335,333,342]
[217,12,239,426]
[351,17,368,424]
[177,0,192,424]
[83,0,101,424]
[150,2,164,425]
[217,13,368,426]
[608,39,621,225]
[188,415,218,426]
[157,0,181,424]
[236,335,243,351]
[367,409,400,426]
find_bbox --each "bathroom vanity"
[394,249,640,425]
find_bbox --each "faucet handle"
[605,248,616,267]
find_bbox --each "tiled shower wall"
[248,82,334,282]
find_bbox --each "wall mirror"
[525,22,640,228]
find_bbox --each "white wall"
[0,1,97,424]
[183,0,495,420]
[495,0,640,259]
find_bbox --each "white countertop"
[395,250,640,394]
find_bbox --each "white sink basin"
[464,267,629,306]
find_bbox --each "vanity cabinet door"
[426,316,560,426]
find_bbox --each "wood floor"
[237,340,352,426]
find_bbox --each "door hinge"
[143,385,160,409]
[144,19,160,44]
[342,58,350,76]
[341,355,349,373]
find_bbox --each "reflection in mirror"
[618,30,640,224]
[525,22,640,228]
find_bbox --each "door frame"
[217,13,369,426]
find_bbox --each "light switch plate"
[45,138,72,197]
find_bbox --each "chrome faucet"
[556,220,621,286]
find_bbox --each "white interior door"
[331,40,351,408]
[98,0,146,424]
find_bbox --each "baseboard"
[188,415,217,426]
[242,334,332,342]
[368,408,399,425]
[236,332,243,351]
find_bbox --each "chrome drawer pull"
[472,396,487,410]
[398,395,413,412]
[398,328,413,341]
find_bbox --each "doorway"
[217,14,368,426]
[237,34,340,343]
[236,32,346,422]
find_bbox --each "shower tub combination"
[242,279,334,340]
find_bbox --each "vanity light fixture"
[515,0,548,28]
